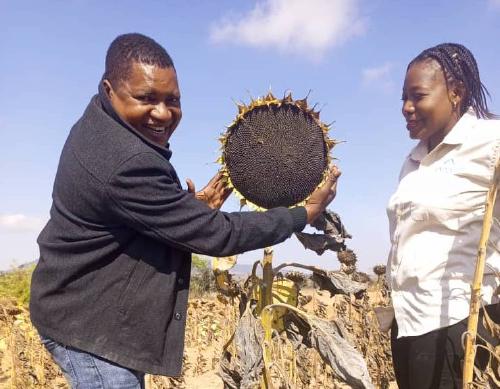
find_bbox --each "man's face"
[104,62,182,146]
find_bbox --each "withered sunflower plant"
[213,92,374,389]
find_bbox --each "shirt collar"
[408,108,477,163]
[408,141,428,163]
[441,107,477,146]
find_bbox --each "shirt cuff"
[289,207,307,232]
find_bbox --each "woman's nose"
[402,100,414,116]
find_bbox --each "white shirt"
[387,110,500,338]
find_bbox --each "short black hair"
[409,43,496,119]
[103,33,174,87]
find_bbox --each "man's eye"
[168,97,181,105]
[136,95,154,103]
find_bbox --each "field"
[0,265,396,388]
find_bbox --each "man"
[30,33,340,388]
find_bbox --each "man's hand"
[304,165,341,224]
[186,172,233,209]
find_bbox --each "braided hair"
[408,43,496,119]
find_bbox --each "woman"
[387,43,500,388]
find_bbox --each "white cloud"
[362,62,396,92]
[0,214,46,233]
[0,232,40,270]
[210,0,366,59]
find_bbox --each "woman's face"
[402,59,461,150]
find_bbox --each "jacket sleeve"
[105,152,307,256]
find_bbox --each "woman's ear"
[449,81,465,110]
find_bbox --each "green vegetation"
[190,254,215,297]
[0,255,213,308]
[0,266,34,307]
[191,254,209,270]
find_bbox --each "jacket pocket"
[117,260,147,315]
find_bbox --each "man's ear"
[102,79,113,99]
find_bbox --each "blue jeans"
[40,336,145,389]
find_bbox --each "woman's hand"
[304,165,341,224]
[186,172,233,209]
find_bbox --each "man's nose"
[151,102,172,122]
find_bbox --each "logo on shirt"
[434,158,455,174]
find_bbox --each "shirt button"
[178,278,184,285]
[174,312,182,320]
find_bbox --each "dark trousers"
[391,304,499,389]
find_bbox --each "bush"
[0,266,34,307]
[190,255,215,297]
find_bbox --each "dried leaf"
[311,210,352,238]
[296,211,352,255]
[311,269,368,296]
[272,279,298,306]
[212,256,238,272]
[219,350,242,389]
[483,306,500,339]
[271,279,298,331]
[234,306,264,389]
[285,312,374,389]
[219,304,264,389]
[213,270,240,297]
[373,306,395,333]
[295,232,346,255]
[284,314,312,350]
[309,318,374,388]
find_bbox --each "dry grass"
[0,269,396,388]
[258,280,395,388]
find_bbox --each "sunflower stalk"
[261,247,274,308]
[462,158,500,388]
[261,247,275,389]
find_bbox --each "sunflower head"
[337,249,357,265]
[373,264,387,276]
[218,92,336,210]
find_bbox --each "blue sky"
[1,0,499,272]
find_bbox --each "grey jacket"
[30,83,307,376]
